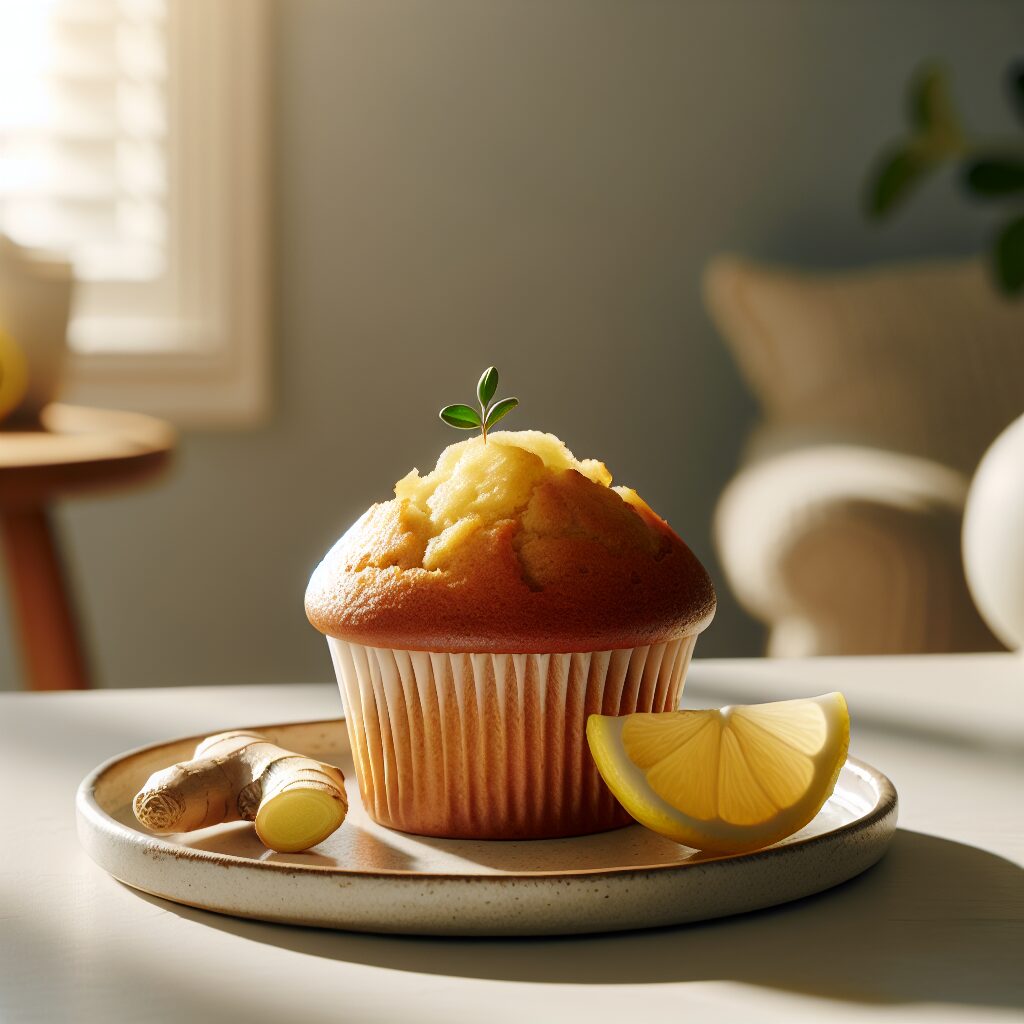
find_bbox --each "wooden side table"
[0,404,175,690]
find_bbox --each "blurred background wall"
[1,0,1019,690]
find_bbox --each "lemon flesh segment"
[587,693,850,854]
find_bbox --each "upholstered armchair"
[704,256,1024,656]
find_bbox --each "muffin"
[306,429,715,839]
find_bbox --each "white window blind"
[0,0,269,425]
[0,0,168,283]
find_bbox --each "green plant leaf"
[484,396,518,429]
[866,145,933,218]
[1010,61,1024,126]
[964,156,1024,198]
[909,65,961,144]
[477,366,498,408]
[994,214,1024,295]
[439,404,482,429]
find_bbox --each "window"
[0,0,270,425]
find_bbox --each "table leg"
[1,506,90,690]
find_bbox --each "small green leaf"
[485,396,518,429]
[1009,61,1024,126]
[964,157,1024,198]
[994,214,1024,295]
[866,145,933,218]
[477,366,498,408]
[439,404,482,429]
[909,66,958,137]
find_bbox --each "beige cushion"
[704,256,1024,473]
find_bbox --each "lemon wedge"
[587,693,850,854]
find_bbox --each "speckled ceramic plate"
[76,719,897,936]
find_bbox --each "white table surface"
[1,653,1022,1024]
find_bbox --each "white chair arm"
[713,445,992,655]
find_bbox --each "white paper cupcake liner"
[327,635,698,840]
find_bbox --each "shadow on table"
[136,829,1024,1011]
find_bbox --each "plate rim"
[77,716,899,883]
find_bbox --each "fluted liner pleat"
[327,636,698,839]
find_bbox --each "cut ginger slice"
[587,693,850,854]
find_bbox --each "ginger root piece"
[133,730,348,853]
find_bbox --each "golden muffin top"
[305,430,715,653]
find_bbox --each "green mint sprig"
[439,366,518,443]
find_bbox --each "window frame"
[62,0,271,427]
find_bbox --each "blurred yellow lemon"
[587,692,850,854]
[0,327,28,421]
